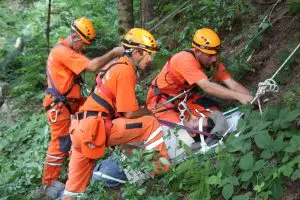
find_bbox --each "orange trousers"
[42,105,71,185]
[64,115,169,196]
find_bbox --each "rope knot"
[256,78,279,97]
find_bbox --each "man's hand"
[237,93,254,105]
[111,46,124,57]
[123,108,153,119]
[86,46,124,72]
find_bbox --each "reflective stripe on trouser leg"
[144,125,169,173]
[145,126,164,150]
[42,117,71,185]
[63,190,84,199]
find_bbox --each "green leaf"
[262,106,279,121]
[253,121,272,131]
[159,157,170,166]
[222,184,234,200]
[271,178,282,200]
[254,131,272,149]
[273,135,285,152]
[282,165,293,177]
[136,188,146,195]
[254,159,266,171]
[220,176,239,187]
[232,192,252,200]
[279,108,289,119]
[226,135,244,153]
[282,153,290,163]
[239,152,254,171]
[183,143,193,155]
[283,110,300,122]
[260,149,274,159]
[284,136,300,153]
[296,101,300,109]
[291,169,300,181]
[240,170,253,182]
[206,175,221,185]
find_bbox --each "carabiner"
[49,108,58,123]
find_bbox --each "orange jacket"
[43,39,90,113]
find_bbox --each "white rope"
[222,43,300,137]
[271,43,300,79]
[254,78,279,113]
[252,43,300,112]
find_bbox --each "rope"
[222,43,300,138]
[149,1,192,32]
[271,43,300,79]
[252,43,300,109]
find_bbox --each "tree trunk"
[140,0,154,28]
[117,0,134,38]
[46,0,51,53]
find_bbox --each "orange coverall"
[42,39,90,185]
[63,57,169,196]
[146,49,232,123]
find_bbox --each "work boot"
[43,180,65,199]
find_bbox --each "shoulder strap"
[46,68,66,102]
[92,61,128,117]
[183,49,196,57]
[91,92,115,118]
[99,62,127,79]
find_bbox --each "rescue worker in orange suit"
[146,28,254,125]
[62,28,169,198]
[42,17,124,198]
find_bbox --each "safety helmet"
[121,28,159,53]
[71,17,95,45]
[192,28,221,55]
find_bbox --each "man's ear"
[70,33,80,41]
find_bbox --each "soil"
[222,0,300,107]
[221,1,300,199]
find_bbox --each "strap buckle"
[48,108,59,123]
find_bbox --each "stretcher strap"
[198,117,204,132]
[145,138,164,150]
[145,126,162,144]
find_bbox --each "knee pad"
[58,135,71,153]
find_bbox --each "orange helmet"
[192,28,221,55]
[71,17,96,45]
[121,28,159,53]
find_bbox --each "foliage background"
[0,0,299,199]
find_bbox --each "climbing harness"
[45,42,84,122]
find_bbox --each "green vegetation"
[0,0,299,199]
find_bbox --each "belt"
[75,111,108,120]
